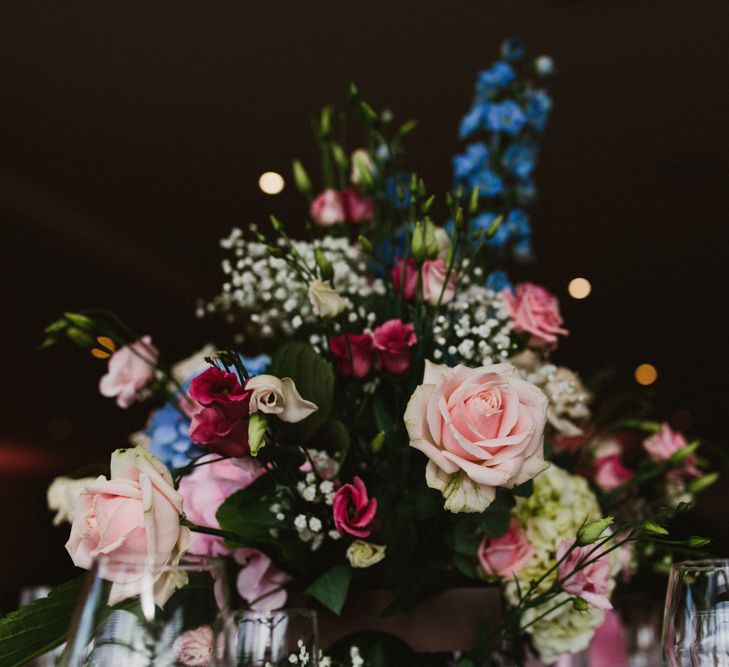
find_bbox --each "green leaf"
[268,342,334,442]
[480,506,510,538]
[447,522,482,557]
[453,554,478,580]
[0,576,84,667]
[305,565,352,616]
[512,480,533,498]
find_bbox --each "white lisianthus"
[47,476,96,526]
[350,149,375,185]
[434,226,451,262]
[346,540,386,568]
[308,279,348,318]
[246,374,318,423]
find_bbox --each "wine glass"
[663,559,729,666]
[60,554,232,666]
[224,609,319,667]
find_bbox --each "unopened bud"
[423,217,439,259]
[358,100,378,124]
[248,413,268,456]
[687,473,719,495]
[292,160,312,195]
[64,312,94,329]
[573,597,589,611]
[66,327,96,349]
[320,105,333,137]
[687,536,711,549]
[642,520,669,536]
[369,431,386,454]
[314,247,334,282]
[412,221,425,262]
[468,186,480,214]
[269,215,284,233]
[422,195,435,214]
[486,215,504,238]
[357,235,374,255]
[331,143,347,171]
[669,441,699,466]
[576,516,614,546]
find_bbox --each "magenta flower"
[592,454,634,492]
[342,188,374,223]
[329,333,375,378]
[333,476,378,538]
[189,367,250,407]
[557,539,614,610]
[310,189,347,226]
[373,319,418,375]
[391,257,418,301]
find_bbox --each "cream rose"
[65,446,190,606]
[405,361,548,512]
[346,540,387,568]
[307,279,348,318]
[246,374,318,423]
[47,476,96,526]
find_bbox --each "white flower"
[346,540,386,568]
[247,374,318,423]
[46,476,96,526]
[350,149,374,185]
[308,279,348,318]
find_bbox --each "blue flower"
[512,237,534,262]
[500,38,526,62]
[458,105,485,140]
[505,208,531,239]
[453,142,490,180]
[242,354,271,377]
[385,172,413,209]
[477,62,516,95]
[469,170,504,197]
[485,270,513,292]
[525,90,552,132]
[485,100,527,136]
[502,142,538,180]
[515,178,537,205]
[145,402,204,470]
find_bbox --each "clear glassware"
[18,586,66,666]
[662,559,729,666]
[225,609,319,667]
[60,554,232,667]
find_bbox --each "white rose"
[246,374,318,423]
[47,476,96,526]
[346,540,386,568]
[308,279,348,318]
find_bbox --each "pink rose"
[189,368,252,457]
[392,257,418,301]
[310,189,346,226]
[234,547,290,611]
[557,539,613,610]
[478,519,534,578]
[342,188,374,223]
[99,336,158,408]
[179,455,263,557]
[332,476,377,538]
[329,333,375,378]
[592,454,633,491]
[502,283,568,348]
[65,446,189,605]
[405,361,548,513]
[373,319,417,375]
[421,259,457,306]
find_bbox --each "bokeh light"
[568,277,592,299]
[634,363,658,386]
[258,171,285,195]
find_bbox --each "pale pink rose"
[478,519,534,578]
[173,626,214,666]
[592,454,633,491]
[99,336,158,408]
[332,476,378,538]
[643,423,687,461]
[372,319,417,375]
[405,361,549,513]
[557,539,613,610]
[502,283,568,348]
[179,455,263,557]
[65,446,189,606]
[234,547,290,611]
[421,259,457,306]
[392,257,418,301]
[310,189,346,226]
[342,188,374,223]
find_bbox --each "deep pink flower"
[557,539,613,610]
[332,476,377,538]
[392,257,418,301]
[189,368,250,407]
[421,259,457,306]
[592,454,634,491]
[502,282,568,348]
[310,189,347,226]
[478,519,534,578]
[372,319,417,375]
[342,188,374,223]
[329,333,375,378]
[234,547,290,611]
[99,336,158,408]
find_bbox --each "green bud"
[417,178,426,199]
[44,319,68,335]
[369,431,386,454]
[314,247,335,282]
[642,520,669,536]
[398,119,418,137]
[411,221,425,262]
[266,244,284,258]
[486,214,504,238]
[687,472,719,495]
[269,215,284,234]
[64,312,95,329]
[687,535,711,549]
[676,500,693,513]
[455,184,464,200]
[256,232,269,244]
[358,100,378,124]
[423,217,439,259]
[292,159,312,195]
[353,152,374,189]
[669,441,700,466]
[409,173,419,196]
[357,235,374,255]
[453,207,464,231]
[66,327,96,349]
[573,597,589,612]
[248,413,268,456]
[576,516,614,546]
[331,143,347,171]
[445,192,454,208]
[320,105,333,137]
[347,81,359,103]
[468,186,480,215]
[422,195,435,214]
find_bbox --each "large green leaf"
[0,576,83,667]
[268,342,334,442]
[305,564,352,616]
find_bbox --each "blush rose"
[478,519,534,578]
[502,283,568,348]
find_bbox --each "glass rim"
[93,552,226,572]
[671,558,729,572]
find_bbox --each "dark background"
[1,1,728,613]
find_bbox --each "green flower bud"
[422,195,435,214]
[269,215,284,234]
[573,597,589,612]
[687,472,718,495]
[576,516,614,546]
[687,536,711,548]
[248,413,268,456]
[292,159,312,195]
[412,221,425,262]
[486,215,504,239]
[468,186,480,215]
[331,143,347,171]
[453,207,464,231]
[66,327,96,349]
[669,441,700,466]
[359,100,378,124]
[314,247,334,282]
[357,235,374,256]
[320,105,333,137]
[423,217,439,259]
[642,520,669,536]
[369,431,386,454]
[64,312,95,329]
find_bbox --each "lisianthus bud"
[357,235,374,255]
[576,516,614,546]
[669,441,700,465]
[573,597,589,611]
[687,472,719,495]
[641,520,669,536]
[423,217,439,259]
[351,149,375,187]
[292,159,312,195]
[369,431,386,454]
[346,540,386,568]
[248,413,268,456]
[412,221,425,262]
[314,247,335,282]
[687,536,711,548]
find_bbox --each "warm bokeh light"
[634,363,658,386]
[568,277,592,299]
[258,171,285,195]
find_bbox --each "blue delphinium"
[453,142,490,181]
[525,90,553,132]
[500,38,526,62]
[485,100,527,136]
[470,170,504,197]
[485,270,513,292]
[502,142,538,180]
[385,172,413,209]
[476,61,516,98]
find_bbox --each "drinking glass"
[60,554,232,666]
[225,609,319,667]
[662,559,729,666]
[19,586,65,666]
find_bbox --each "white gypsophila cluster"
[511,350,592,436]
[432,282,514,366]
[200,227,385,343]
